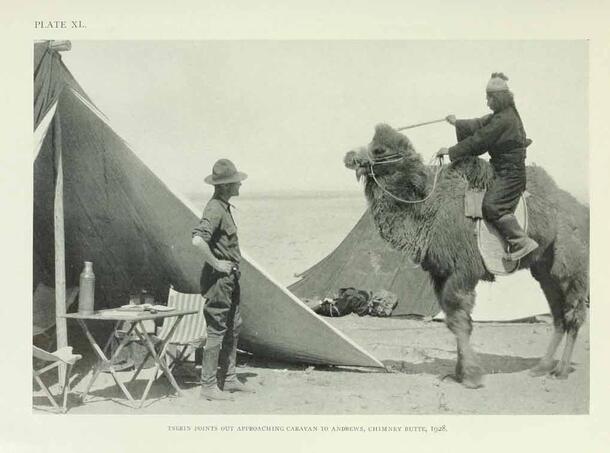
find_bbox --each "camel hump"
[449,157,495,190]
[450,157,560,196]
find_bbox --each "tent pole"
[53,112,68,389]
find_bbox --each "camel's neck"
[366,160,431,205]
[364,165,433,263]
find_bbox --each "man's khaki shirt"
[192,197,241,264]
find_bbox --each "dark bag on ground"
[313,287,371,317]
[311,287,398,318]
[368,289,398,317]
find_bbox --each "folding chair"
[131,290,207,384]
[33,346,82,413]
[33,284,79,343]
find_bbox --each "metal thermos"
[78,261,95,314]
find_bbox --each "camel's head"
[344,123,419,183]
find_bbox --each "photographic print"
[32,39,589,416]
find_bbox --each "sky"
[61,40,588,201]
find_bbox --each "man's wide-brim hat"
[204,158,248,185]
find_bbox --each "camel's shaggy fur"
[345,124,589,388]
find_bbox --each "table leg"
[77,319,138,404]
[102,320,121,356]
[104,324,139,404]
[81,363,103,401]
[134,347,161,407]
[133,316,186,408]
[130,349,152,383]
[77,319,103,401]
[149,316,186,394]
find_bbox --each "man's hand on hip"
[214,260,235,274]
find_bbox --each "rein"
[368,153,445,204]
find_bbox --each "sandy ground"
[32,195,589,415]
[33,314,589,415]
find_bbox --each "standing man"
[192,158,255,401]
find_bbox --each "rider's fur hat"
[486,72,510,93]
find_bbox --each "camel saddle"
[464,188,530,275]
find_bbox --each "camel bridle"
[365,151,445,204]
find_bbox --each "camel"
[344,124,589,388]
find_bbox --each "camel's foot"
[440,373,459,383]
[528,359,556,377]
[462,362,485,389]
[461,372,485,389]
[448,363,485,389]
[550,362,572,380]
[551,371,569,380]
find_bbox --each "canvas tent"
[289,210,440,317]
[290,210,550,322]
[33,41,383,368]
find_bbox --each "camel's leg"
[551,294,587,379]
[529,258,567,376]
[432,275,463,380]
[551,329,577,379]
[529,327,564,377]
[530,249,588,379]
[440,274,483,389]
[550,244,588,379]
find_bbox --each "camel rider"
[436,72,538,261]
[192,158,255,401]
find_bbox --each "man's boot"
[493,214,539,261]
[200,345,233,401]
[220,335,256,394]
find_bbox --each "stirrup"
[505,239,538,261]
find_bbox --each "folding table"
[62,308,197,408]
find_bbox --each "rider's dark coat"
[448,106,529,221]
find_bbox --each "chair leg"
[169,345,189,372]
[178,345,201,379]
[33,372,59,410]
[62,364,73,413]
